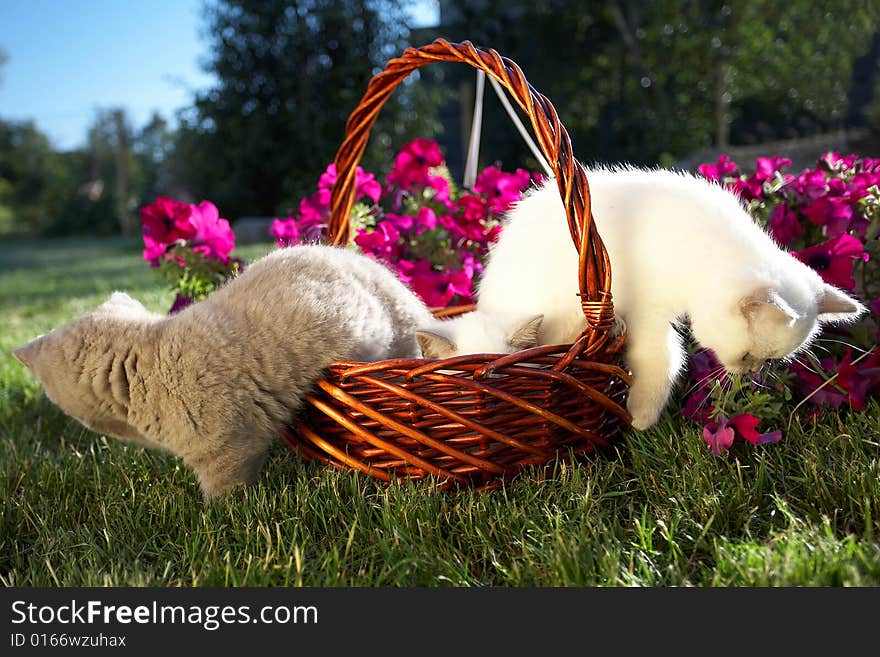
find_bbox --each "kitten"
[13,245,433,498]
[471,167,865,430]
[415,311,544,359]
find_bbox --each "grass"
[1,236,879,586]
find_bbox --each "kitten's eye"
[741,352,752,363]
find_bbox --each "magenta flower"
[871,298,880,317]
[821,152,859,172]
[702,413,782,455]
[141,197,196,251]
[726,414,782,446]
[769,204,803,246]
[789,359,846,409]
[142,234,169,266]
[792,234,869,291]
[836,349,880,411]
[473,166,532,214]
[702,416,735,455]
[792,169,827,201]
[318,163,382,203]
[426,174,452,202]
[697,154,738,182]
[188,201,235,262]
[354,220,401,261]
[270,218,301,247]
[385,212,415,232]
[682,389,714,424]
[802,197,855,238]
[297,188,331,228]
[457,193,489,225]
[728,176,763,201]
[396,258,474,308]
[386,138,444,189]
[754,155,792,182]
[416,206,438,232]
[849,171,880,195]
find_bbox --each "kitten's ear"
[416,331,457,359]
[740,288,799,325]
[12,335,45,370]
[817,284,866,323]
[100,291,146,313]
[508,314,544,351]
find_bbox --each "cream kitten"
[415,311,544,359]
[13,245,433,498]
[467,167,865,430]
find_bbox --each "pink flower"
[297,188,331,228]
[821,152,859,172]
[702,413,782,455]
[698,154,738,182]
[426,174,451,202]
[270,218,300,247]
[789,359,846,409]
[792,169,827,201]
[849,171,880,196]
[142,234,169,265]
[415,206,438,232]
[702,416,735,455]
[754,155,792,182]
[871,297,880,317]
[728,176,763,201]
[318,163,382,203]
[792,234,869,291]
[141,196,196,250]
[801,197,854,238]
[385,212,415,232]
[473,166,532,214]
[726,414,782,446]
[387,138,444,189]
[457,193,489,225]
[354,220,401,260]
[188,201,235,262]
[836,349,880,410]
[396,258,474,308]
[769,204,803,246]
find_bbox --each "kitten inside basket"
[426,165,865,429]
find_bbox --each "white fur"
[462,167,865,429]
[417,311,543,358]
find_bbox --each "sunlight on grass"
[1,237,878,586]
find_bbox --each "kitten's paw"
[626,390,662,431]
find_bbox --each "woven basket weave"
[280,39,631,489]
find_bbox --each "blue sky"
[0,0,438,150]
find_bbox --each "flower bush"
[270,138,540,307]
[140,196,239,313]
[689,152,880,452]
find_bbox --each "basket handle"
[327,39,615,335]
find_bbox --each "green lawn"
[1,237,879,586]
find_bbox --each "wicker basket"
[280,39,632,490]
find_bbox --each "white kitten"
[468,167,865,430]
[416,311,543,359]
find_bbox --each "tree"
[0,120,74,235]
[438,0,878,169]
[175,0,439,219]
